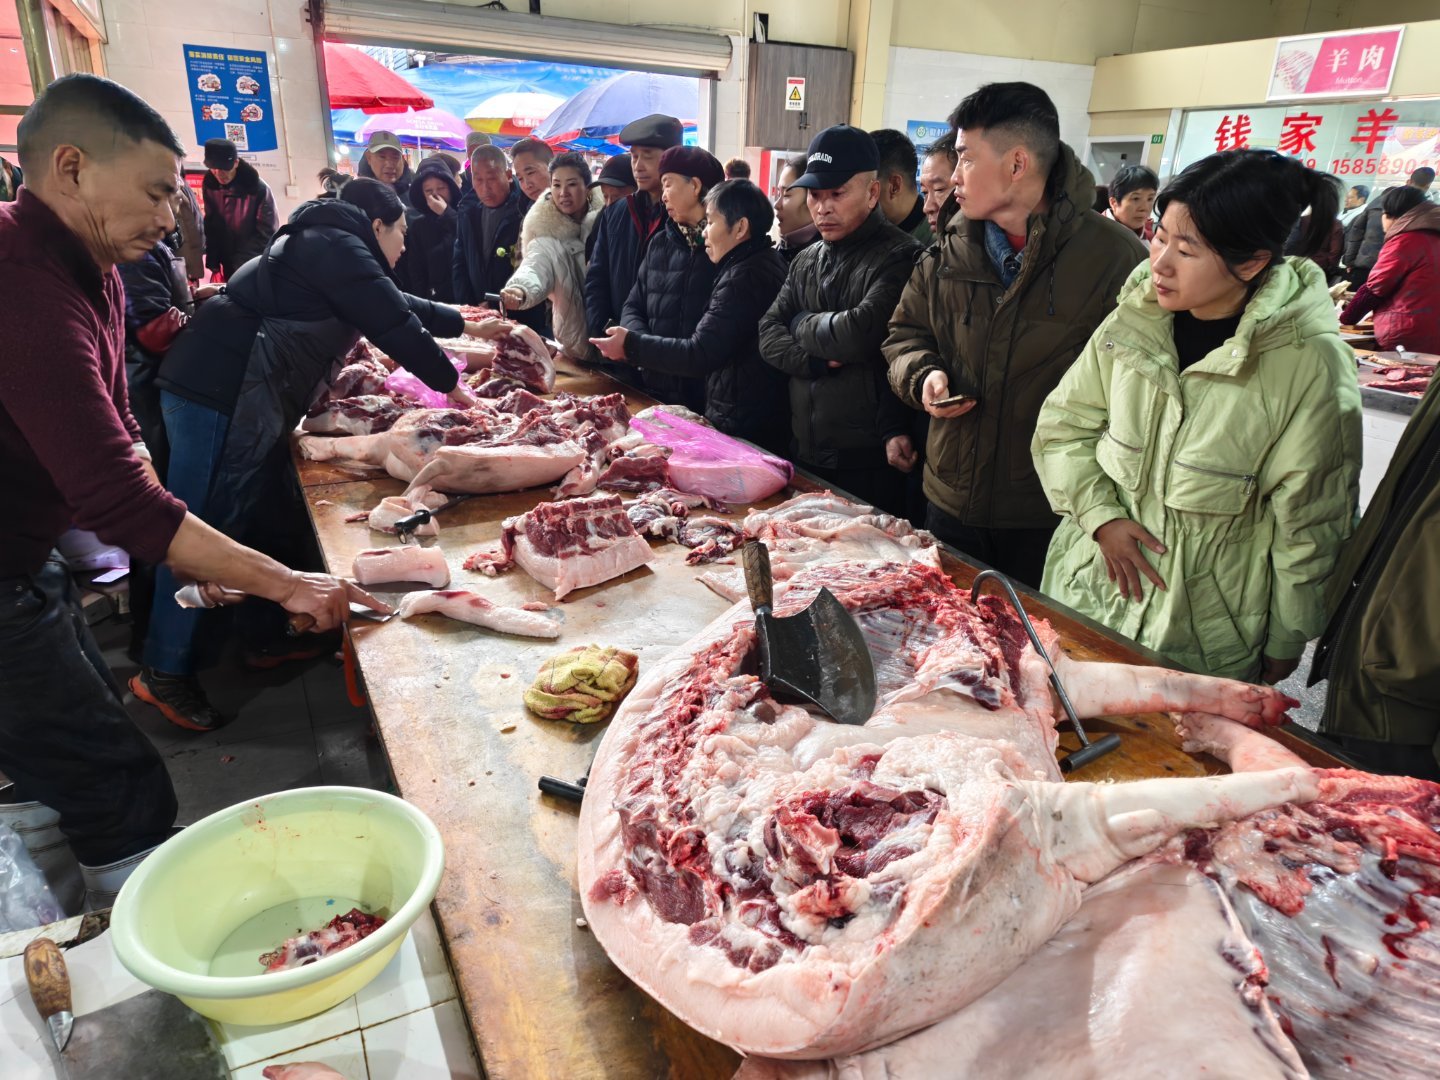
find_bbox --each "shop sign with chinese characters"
[1267,27,1403,101]
[1171,100,1440,183]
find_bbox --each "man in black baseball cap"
[759,124,921,517]
[583,113,683,381]
[589,154,636,208]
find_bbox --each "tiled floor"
[82,610,479,1080]
[93,615,391,823]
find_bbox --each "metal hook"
[970,570,1121,774]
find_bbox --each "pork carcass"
[351,546,450,587]
[301,394,406,436]
[325,354,390,400]
[578,556,1311,1059]
[397,589,560,638]
[596,447,671,493]
[441,321,555,392]
[404,441,588,497]
[500,494,654,600]
[299,407,513,480]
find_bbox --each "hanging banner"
[1267,27,1404,102]
[182,44,278,152]
[905,120,950,150]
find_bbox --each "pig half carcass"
[577,552,1310,1060]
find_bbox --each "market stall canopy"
[324,42,434,114]
[533,70,699,140]
[464,91,564,135]
[357,107,470,148]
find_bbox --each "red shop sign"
[1268,27,1404,101]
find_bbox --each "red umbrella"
[323,42,433,115]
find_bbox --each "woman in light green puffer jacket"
[1033,150,1362,683]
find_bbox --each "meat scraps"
[258,908,386,973]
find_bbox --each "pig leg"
[1173,712,1308,773]
[1052,653,1297,728]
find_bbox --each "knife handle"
[742,541,773,615]
[24,938,71,1021]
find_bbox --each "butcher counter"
[291,356,1346,1079]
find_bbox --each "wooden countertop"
[293,357,1342,1078]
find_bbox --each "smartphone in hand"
[933,393,977,408]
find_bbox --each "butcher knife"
[742,541,876,725]
[24,938,228,1080]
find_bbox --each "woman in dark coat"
[403,157,460,302]
[135,179,501,730]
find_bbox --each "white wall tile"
[270,0,309,40]
[105,21,154,69]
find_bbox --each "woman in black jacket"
[136,179,501,731]
[594,146,724,412]
[592,179,788,451]
[402,157,460,302]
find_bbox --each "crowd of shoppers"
[7,65,1440,903]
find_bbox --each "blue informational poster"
[906,120,950,151]
[183,44,277,153]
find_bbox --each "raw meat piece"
[301,395,405,436]
[736,862,1306,1080]
[596,448,671,493]
[1364,375,1431,394]
[632,410,791,503]
[634,403,708,426]
[326,356,390,400]
[1157,714,1440,1078]
[501,494,654,600]
[351,546,450,587]
[462,546,511,576]
[680,516,745,564]
[366,496,438,537]
[578,557,1311,1058]
[469,374,524,398]
[299,407,513,480]
[397,589,559,638]
[625,493,685,542]
[405,441,588,496]
[493,387,549,416]
[439,322,554,392]
[258,908,386,972]
[261,1065,346,1080]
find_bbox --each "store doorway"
[1086,139,1148,186]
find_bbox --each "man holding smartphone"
[884,83,1145,586]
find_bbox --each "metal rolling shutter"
[318,0,733,77]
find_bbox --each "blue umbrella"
[533,71,699,140]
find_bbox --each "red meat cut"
[498,494,654,600]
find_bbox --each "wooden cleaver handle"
[24,938,71,1021]
[741,541,773,614]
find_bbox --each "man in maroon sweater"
[0,75,388,906]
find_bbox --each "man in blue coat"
[583,113,683,381]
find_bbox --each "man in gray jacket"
[759,125,921,516]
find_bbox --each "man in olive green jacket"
[1311,377,1440,780]
[1033,258,1361,682]
[884,83,1146,585]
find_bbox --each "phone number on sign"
[1326,157,1440,176]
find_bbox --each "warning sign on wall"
[786,77,806,112]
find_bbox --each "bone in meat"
[501,494,653,600]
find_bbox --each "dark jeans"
[1335,736,1440,782]
[0,556,176,864]
[806,462,909,519]
[924,504,1057,589]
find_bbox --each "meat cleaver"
[24,938,228,1080]
[742,540,876,725]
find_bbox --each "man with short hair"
[759,125,922,517]
[884,82,1146,586]
[773,152,818,264]
[456,130,492,199]
[871,128,932,243]
[201,138,276,279]
[0,74,383,906]
[920,133,958,236]
[583,113,683,342]
[724,157,751,180]
[509,136,553,205]
[452,144,541,329]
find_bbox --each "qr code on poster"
[225,123,248,150]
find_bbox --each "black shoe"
[129,668,230,732]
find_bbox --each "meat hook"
[969,570,1121,774]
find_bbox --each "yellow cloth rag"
[524,644,640,724]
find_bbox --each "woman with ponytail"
[1032,150,1362,683]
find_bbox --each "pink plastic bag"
[384,356,466,408]
[632,411,793,505]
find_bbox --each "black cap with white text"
[791,125,880,190]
